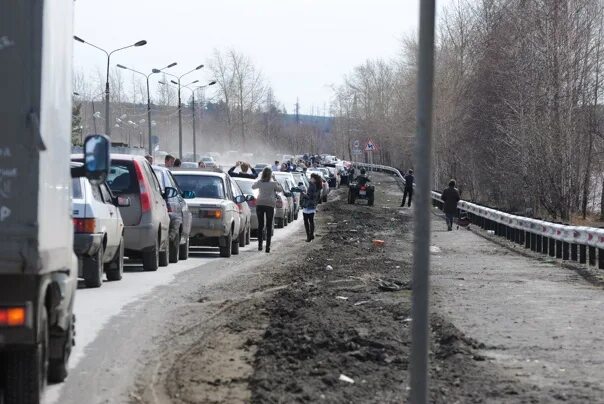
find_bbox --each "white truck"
[0,2,110,403]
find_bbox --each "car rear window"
[173,174,225,199]
[235,180,254,195]
[72,178,83,199]
[107,161,138,194]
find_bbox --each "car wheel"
[83,244,104,288]
[142,237,159,271]
[276,218,284,229]
[4,307,48,404]
[245,226,251,245]
[48,313,73,383]
[294,210,299,220]
[179,237,189,260]
[232,233,240,255]
[238,227,246,247]
[219,232,232,257]
[322,195,327,202]
[105,237,124,281]
[169,233,180,263]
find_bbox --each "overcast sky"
[74,0,452,115]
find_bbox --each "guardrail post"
[571,244,578,261]
[579,244,586,264]
[525,232,531,248]
[543,237,549,255]
[562,242,570,260]
[549,238,556,257]
[556,240,563,259]
[589,246,596,266]
[520,230,525,245]
[536,235,542,253]
[599,249,604,269]
[530,233,537,251]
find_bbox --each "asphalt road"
[43,217,305,404]
[430,214,604,401]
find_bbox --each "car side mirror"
[115,196,131,207]
[182,190,196,199]
[163,186,178,199]
[234,195,246,204]
[83,134,111,185]
[245,194,255,202]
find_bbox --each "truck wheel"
[48,313,73,383]
[179,237,189,260]
[219,233,232,257]
[169,233,180,263]
[159,236,169,267]
[83,244,104,288]
[4,308,48,404]
[142,237,159,271]
[105,237,124,281]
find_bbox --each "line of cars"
[70,154,326,287]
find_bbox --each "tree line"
[331,0,604,221]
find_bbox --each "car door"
[167,171,191,238]
[99,181,121,258]
[223,176,240,236]
[144,162,170,243]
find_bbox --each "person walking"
[164,154,175,167]
[401,169,414,207]
[441,179,461,231]
[252,167,283,253]
[301,175,319,242]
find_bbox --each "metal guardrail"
[353,162,604,268]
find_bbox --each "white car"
[172,170,245,257]
[230,179,252,247]
[274,172,301,220]
[72,172,129,288]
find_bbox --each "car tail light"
[133,160,152,213]
[73,218,95,233]
[0,306,26,327]
[201,209,222,219]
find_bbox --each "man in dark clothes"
[401,169,414,207]
[228,161,258,179]
[441,179,461,231]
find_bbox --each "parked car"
[292,172,309,192]
[106,154,171,271]
[230,179,252,247]
[153,166,193,262]
[180,161,198,169]
[200,156,217,168]
[71,167,128,287]
[171,169,244,257]
[274,192,290,228]
[275,172,301,220]
[254,163,270,172]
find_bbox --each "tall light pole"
[116,62,177,154]
[162,64,204,159]
[181,81,216,161]
[73,36,147,137]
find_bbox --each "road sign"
[352,148,362,155]
[353,140,360,148]
[365,139,376,152]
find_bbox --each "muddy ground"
[132,173,558,403]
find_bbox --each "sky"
[73,0,453,116]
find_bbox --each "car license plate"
[359,190,366,196]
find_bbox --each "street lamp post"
[162,65,204,159]
[181,81,216,161]
[73,35,147,137]
[116,62,177,154]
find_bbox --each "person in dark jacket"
[401,169,414,207]
[441,179,461,231]
[301,175,319,242]
[228,161,258,179]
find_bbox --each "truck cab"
[0,2,110,403]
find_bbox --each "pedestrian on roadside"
[301,175,319,242]
[145,154,153,164]
[165,154,175,168]
[228,161,258,179]
[272,161,280,171]
[441,179,461,231]
[198,160,206,168]
[252,167,283,253]
[401,169,414,207]
[174,158,182,167]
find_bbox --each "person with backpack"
[441,179,461,231]
[401,169,414,207]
